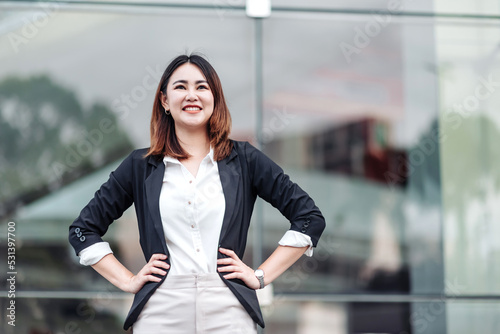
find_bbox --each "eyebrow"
[172,80,208,85]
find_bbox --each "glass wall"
[436,8,500,333]
[1,1,499,333]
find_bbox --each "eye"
[198,85,209,90]
[174,85,186,90]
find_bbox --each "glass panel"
[437,23,500,295]
[1,297,128,334]
[0,9,254,220]
[435,0,500,16]
[2,1,500,334]
[263,300,412,334]
[271,0,401,11]
[0,6,254,329]
[447,301,500,334]
[260,12,443,297]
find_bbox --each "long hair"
[145,54,233,161]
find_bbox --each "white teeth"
[184,107,201,111]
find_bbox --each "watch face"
[255,269,264,278]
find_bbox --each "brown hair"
[146,54,233,161]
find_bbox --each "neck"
[175,126,211,158]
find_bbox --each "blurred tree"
[0,74,133,219]
[440,113,500,209]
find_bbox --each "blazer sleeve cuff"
[278,230,314,257]
[78,241,113,266]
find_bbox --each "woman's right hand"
[124,254,169,294]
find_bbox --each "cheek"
[207,97,215,109]
[170,94,185,105]
[167,90,184,103]
[203,92,215,105]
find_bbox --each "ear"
[160,91,169,111]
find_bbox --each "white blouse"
[78,148,313,268]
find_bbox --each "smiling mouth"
[183,106,202,113]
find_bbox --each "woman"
[69,54,325,333]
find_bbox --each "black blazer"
[69,140,325,330]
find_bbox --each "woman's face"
[161,63,214,132]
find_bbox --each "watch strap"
[255,269,265,289]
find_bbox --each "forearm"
[259,245,308,286]
[91,253,134,292]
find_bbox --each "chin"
[182,119,210,129]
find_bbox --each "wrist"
[119,273,135,293]
[254,269,265,289]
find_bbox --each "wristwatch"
[254,269,265,289]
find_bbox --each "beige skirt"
[132,273,258,334]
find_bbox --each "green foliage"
[0,74,133,213]
[441,113,500,207]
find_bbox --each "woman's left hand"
[217,248,261,290]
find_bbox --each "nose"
[185,88,198,101]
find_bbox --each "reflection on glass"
[260,17,432,297]
[2,2,500,334]
[263,300,412,334]
[437,23,500,297]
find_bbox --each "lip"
[182,105,203,114]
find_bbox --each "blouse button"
[191,224,195,228]
[189,180,193,184]
[188,201,192,205]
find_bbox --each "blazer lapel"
[217,149,241,245]
[145,155,168,254]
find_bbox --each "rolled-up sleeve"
[68,151,135,256]
[278,230,314,257]
[78,241,113,266]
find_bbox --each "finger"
[216,258,234,265]
[219,248,237,259]
[152,260,170,270]
[221,272,240,280]
[132,273,160,287]
[150,253,167,262]
[145,274,163,282]
[151,267,167,276]
[138,268,165,281]
[146,265,167,275]
[140,262,166,276]
[150,254,167,263]
[217,265,239,273]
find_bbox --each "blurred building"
[2,0,500,333]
